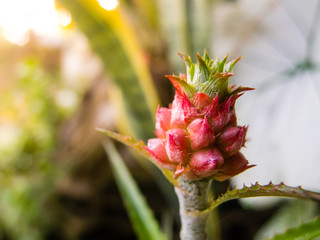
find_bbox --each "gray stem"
[174,178,211,240]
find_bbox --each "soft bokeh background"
[211,0,320,205]
[0,0,319,239]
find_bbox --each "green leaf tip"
[176,51,242,100]
[96,127,148,155]
[202,182,320,213]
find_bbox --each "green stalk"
[174,178,211,240]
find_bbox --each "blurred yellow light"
[57,9,72,27]
[97,0,119,11]
[0,0,72,46]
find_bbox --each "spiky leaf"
[178,51,242,100]
[97,128,178,186]
[203,182,320,213]
[270,217,320,240]
[224,57,242,72]
[102,139,166,240]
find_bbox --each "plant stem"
[174,178,211,240]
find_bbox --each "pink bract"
[145,52,253,180]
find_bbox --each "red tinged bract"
[146,52,253,180]
[192,92,212,109]
[218,126,247,157]
[187,118,215,151]
[155,107,172,138]
[189,148,224,178]
[170,92,198,128]
[213,152,255,181]
[146,138,174,170]
[165,129,190,165]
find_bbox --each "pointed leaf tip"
[218,55,229,72]
[178,52,192,66]
[166,74,195,98]
[225,56,242,72]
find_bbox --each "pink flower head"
[144,52,253,180]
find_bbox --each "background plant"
[0,0,319,239]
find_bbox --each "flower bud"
[192,92,212,109]
[203,94,219,118]
[218,126,247,156]
[189,148,224,178]
[203,94,228,133]
[155,107,172,138]
[171,92,198,128]
[146,138,174,170]
[165,129,190,164]
[214,152,253,181]
[221,95,239,126]
[187,118,215,150]
[141,52,253,180]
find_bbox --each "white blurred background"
[211,0,320,205]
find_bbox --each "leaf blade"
[103,139,166,240]
[97,128,178,187]
[270,217,320,240]
[204,182,320,213]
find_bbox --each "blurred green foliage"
[0,57,79,240]
[255,200,320,240]
[0,0,319,239]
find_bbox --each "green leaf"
[270,217,320,240]
[102,139,166,240]
[254,200,319,240]
[217,55,228,73]
[203,182,320,214]
[178,53,196,84]
[97,128,178,187]
[199,72,232,100]
[224,57,242,72]
[196,53,211,84]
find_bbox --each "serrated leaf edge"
[202,182,320,214]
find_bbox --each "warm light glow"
[0,0,72,46]
[97,0,119,11]
[57,9,72,27]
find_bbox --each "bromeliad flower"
[144,51,254,180]
[98,51,320,240]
